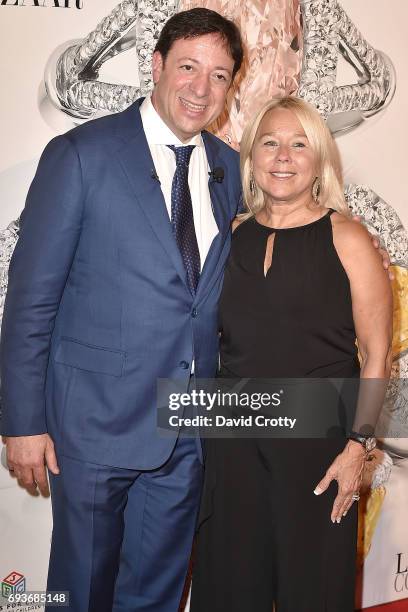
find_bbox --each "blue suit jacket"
[0,100,241,469]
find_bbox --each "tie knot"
[167,145,195,167]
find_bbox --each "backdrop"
[0,2,407,611]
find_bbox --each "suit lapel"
[195,131,232,302]
[115,102,232,301]
[116,101,189,292]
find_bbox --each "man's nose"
[190,73,211,98]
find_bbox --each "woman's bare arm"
[314,213,393,523]
[332,212,393,380]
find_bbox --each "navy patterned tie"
[167,145,201,295]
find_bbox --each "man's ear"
[152,51,164,85]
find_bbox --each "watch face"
[366,438,377,452]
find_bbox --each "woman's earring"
[250,170,256,198]
[312,177,321,203]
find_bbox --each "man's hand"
[352,215,394,280]
[313,440,366,523]
[6,434,59,496]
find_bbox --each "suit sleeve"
[0,135,83,436]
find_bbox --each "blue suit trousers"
[46,435,202,612]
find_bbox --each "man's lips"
[179,97,208,113]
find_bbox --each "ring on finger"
[352,492,360,501]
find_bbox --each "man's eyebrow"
[178,57,199,64]
[177,57,232,74]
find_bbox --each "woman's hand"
[313,440,367,523]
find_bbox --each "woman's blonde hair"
[240,96,349,218]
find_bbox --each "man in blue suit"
[0,8,243,611]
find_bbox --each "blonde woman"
[190,98,393,611]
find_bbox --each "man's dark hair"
[154,8,244,80]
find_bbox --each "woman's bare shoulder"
[330,211,372,246]
[330,211,384,282]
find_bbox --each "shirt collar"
[140,94,203,148]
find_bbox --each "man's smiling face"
[151,33,234,143]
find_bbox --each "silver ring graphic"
[299,0,396,134]
[45,0,179,120]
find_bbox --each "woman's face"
[251,108,318,205]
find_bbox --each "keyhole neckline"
[252,207,334,233]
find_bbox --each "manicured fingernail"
[336,518,341,523]
[314,488,322,495]
[343,512,347,517]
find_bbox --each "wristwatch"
[348,430,377,452]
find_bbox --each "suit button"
[192,308,198,318]
[179,361,189,369]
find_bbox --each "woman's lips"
[270,172,296,179]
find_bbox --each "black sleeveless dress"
[191,209,360,612]
[219,208,359,379]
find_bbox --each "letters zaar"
[1,0,83,8]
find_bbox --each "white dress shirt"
[140,94,219,271]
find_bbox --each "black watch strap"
[347,430,376,451]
